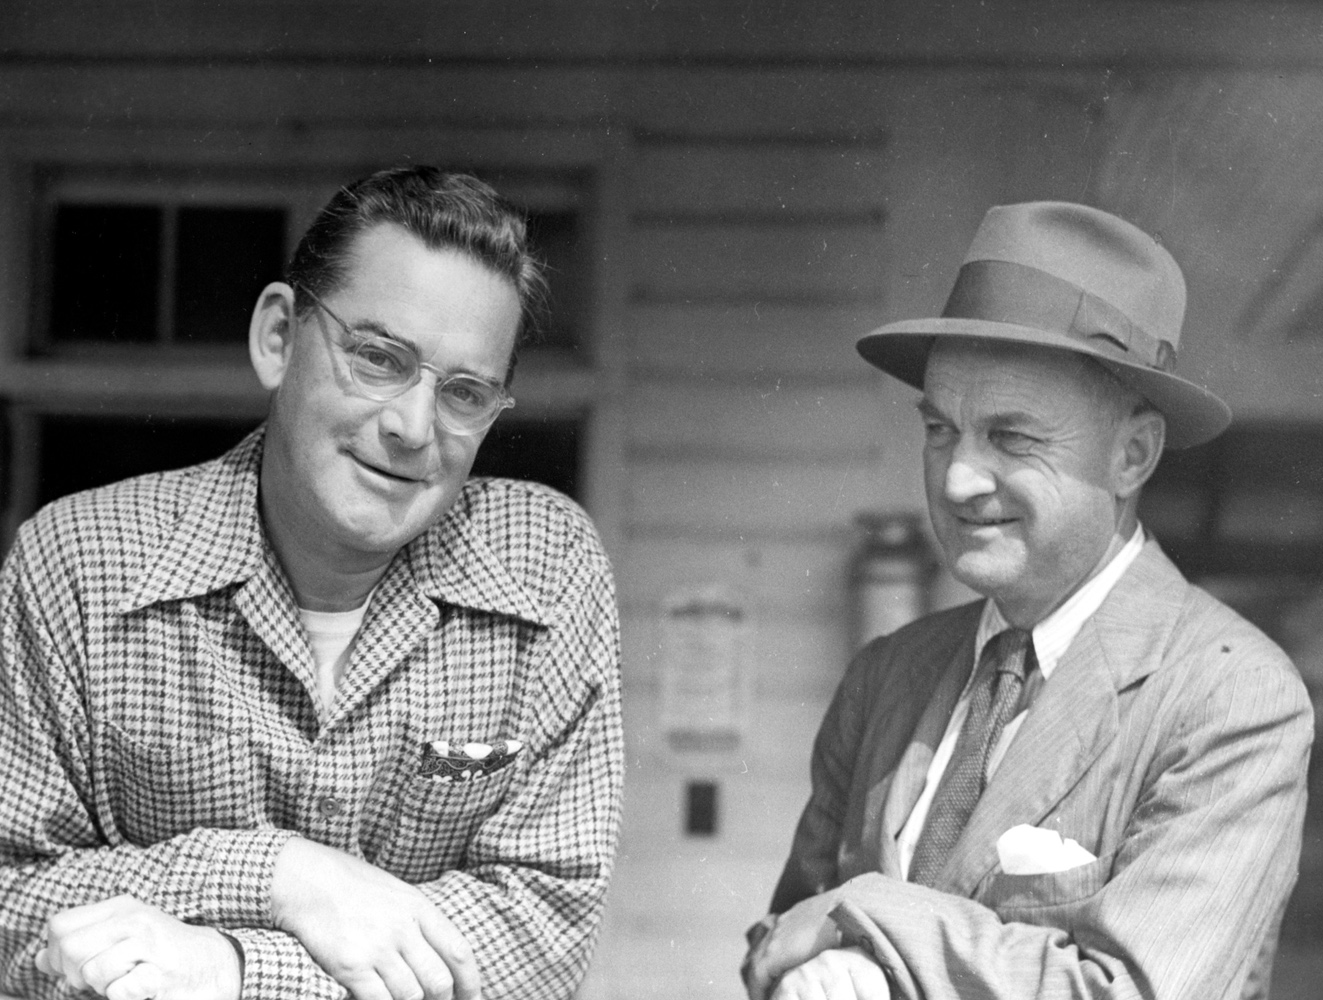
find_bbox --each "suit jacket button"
[316,795,345,818]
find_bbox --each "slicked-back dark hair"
[286,166,546,351]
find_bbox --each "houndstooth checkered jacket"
[0,428,624,1000]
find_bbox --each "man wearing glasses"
[0,168,624,1000]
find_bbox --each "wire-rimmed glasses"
[298,285,515,436]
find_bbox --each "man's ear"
[1115,409,1166,500]
[249,282,297,391]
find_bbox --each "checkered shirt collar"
[118,426,549,626]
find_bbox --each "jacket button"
[316,795,345,818]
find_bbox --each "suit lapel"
[936,619,1119,894]
[876,626,978,874]
[933,540,1188,895]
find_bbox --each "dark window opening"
[37,415,261,508]
[175,207,287,344]
[35,413,582,512]
[1140,424,1323,581]
[50,204,162,344]
[44,201,286,350]
[685,780,719,837]
[524,210,585,354]
[470,416,582,502]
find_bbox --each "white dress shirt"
[896,525,1146,879]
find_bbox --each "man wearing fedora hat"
[742,202,1312,999]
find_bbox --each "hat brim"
[856,318,1232,450]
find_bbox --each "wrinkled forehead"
[922,338,1118,418]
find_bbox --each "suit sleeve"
[823,636,1313,1000]
[767,643,877,914]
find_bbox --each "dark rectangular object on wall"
[685,780,719,837]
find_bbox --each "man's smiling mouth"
[352,454,425,485]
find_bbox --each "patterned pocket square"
[419,738,523,783]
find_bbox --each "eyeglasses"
[298,286,515,436]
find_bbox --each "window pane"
[49,204,161,344]
[175,206,287,344]
[469,416,581,500]
[37,414,261,507]
[525,210,584,352]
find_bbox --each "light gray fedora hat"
[856,201,1232,448]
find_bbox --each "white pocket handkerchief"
[996,823,1097,875]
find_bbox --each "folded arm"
[749,636,1313,999]
[2,528,624,1000]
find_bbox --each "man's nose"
[378,377,438,448]
[943,440,997,503]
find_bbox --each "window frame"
[0,138,628,557]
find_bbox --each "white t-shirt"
[300,602,370,714]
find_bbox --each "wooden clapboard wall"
[600,71,1117,998]
[5,5,1323,999]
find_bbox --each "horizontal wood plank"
[0,63,1105,144]
[634,146,890,216]
[628,302,889,377]
[632,221,890,302]
[0,351,598,417]
[625,455,927,537]
[0,66,630,128]
[0,123,619,172]
[5,3,1321,69]
[625,377,914,460]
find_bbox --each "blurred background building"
[3,2,1323,996]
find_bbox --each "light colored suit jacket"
[768,540,1313,999]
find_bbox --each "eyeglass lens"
[301,286,512,434]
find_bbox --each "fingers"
[375,953,429,1000]
[344,944,455,1000]
[418,913,479,1000]
[37,897,243,1000]
[42,907,134,989]
[104,961,164,1000]
[322,920,468,1000]
[743,949,775,1000]
[770,977,827,1000]
[769,948,891,1000]
[79,939,148,995]
[400,937,456,1000]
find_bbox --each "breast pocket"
[374,767,518,884]
[981,852,1115,918]
[103,723,259,847]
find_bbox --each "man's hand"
[742,890,845,1000]
[770,947,891,1000]
[36,895,241,1000]
[271,836,479,1000]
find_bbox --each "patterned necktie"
[909,627,1036,887]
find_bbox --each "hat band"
[942,259,1177,373]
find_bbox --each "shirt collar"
[975,523,1146,680]
[120,427,268,613]
[121,426,549,626]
